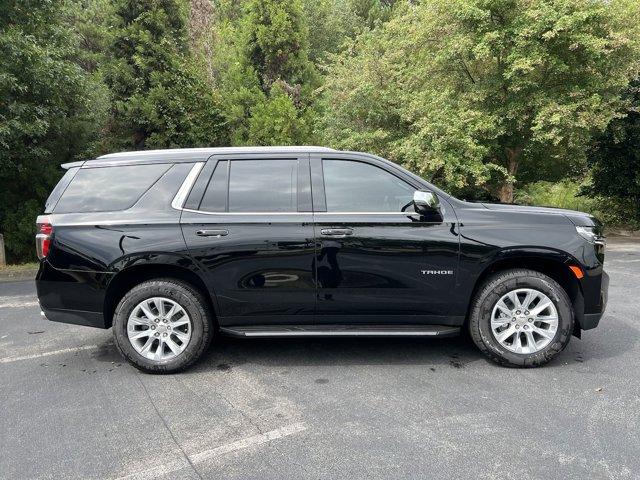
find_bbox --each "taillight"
[36,217,53,259]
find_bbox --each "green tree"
[214,0,318,145]
[349,0,396,30]
[71,0,115,74]
[105,0,227,149]
[302,0,398,64]
[321,0,639,201]
[303,0,360,63]
[247,82,312,144]
[244,0,316,93]
[0,0,106,262]
[584,80,640,223]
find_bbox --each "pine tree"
[105,0,227,149]
[244,0,316,95]
[216,0,318,145]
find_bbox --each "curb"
[607,235,640,244]
[0,269,38,283]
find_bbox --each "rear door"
[180,153,316,326]
[311,154,459,324]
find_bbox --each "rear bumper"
[579,271,609,330]
[40,306,107,328]
[36,260,111,329]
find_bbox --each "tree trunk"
[498,146,522,203]
[133,129,146,150]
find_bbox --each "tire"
[113,278,213,373]
[469,269,573,367]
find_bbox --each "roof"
[62,146,337,169]
[111,145,333,158]
[98,146,334,158]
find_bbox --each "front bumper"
[579,271,609,330]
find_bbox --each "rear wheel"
[469,269,573,367]
[113,279,213,373]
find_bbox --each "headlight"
[576,226,605,245]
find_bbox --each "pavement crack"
[215,389,265,435]
[136,372,204,480]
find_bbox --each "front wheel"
[113,279,213,373]
[469,269,574,367]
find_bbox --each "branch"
[459,58,476,84]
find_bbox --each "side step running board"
[220,324,460,338]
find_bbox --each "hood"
[480,203,599,227]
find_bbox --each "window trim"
[172,162,205,210]
[171,154,424,217]
[177,209,422,217]
[173,153,442,218]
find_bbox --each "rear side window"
[198,159,298,213]
[228,160,297,212]
[54,164,171,213]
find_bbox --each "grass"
[0,262,39,275]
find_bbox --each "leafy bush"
[514,180,638,230]
[584,80,640,224]
[0,0,107,263]
[514,181,593,212]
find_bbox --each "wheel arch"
[466,250,585,336]
[103,261,217,329]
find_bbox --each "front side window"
[322,160,414,212]
[228,159,298,212]
[54,163,171,213]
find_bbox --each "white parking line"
[0,344,99,364]
[191,422,307,463]
[0,295,38,308]
[0,301,39,308]
[113,459,188,480]
[113,422,307,480]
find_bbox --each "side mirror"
[413,190,441,216]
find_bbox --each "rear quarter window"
[53,163,171,213]
[44,167,80,213]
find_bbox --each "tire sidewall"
[113,280,209,372]
[473,272,573,366]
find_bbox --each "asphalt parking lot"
[1,239,639,480]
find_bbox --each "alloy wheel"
[490,288,558,354]
[127,297,192,361]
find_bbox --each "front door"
[180,154,316,326]
[311,155,459,324]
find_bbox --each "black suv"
[35,147,608,372]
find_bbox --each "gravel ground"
[1,239,638,480]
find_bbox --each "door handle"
[320,228,353,237]
[196,229,229,237]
